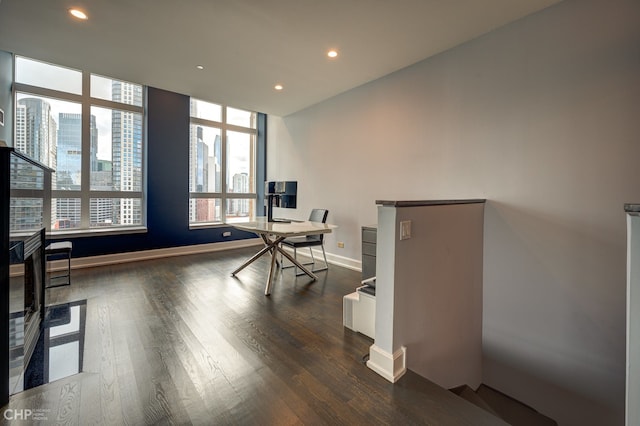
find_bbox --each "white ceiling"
[0,0,562,116]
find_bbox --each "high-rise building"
[196,127,208,192]
[91,159,113,189]
[111,81,143,226]
[54,113,98,228]
[14,104,26,153]
[90,159,113,227]
[57,113,98,189]
[15,98,56,169]
[13,98,57,231]
[210,134,221,192]
[230,173,249,217]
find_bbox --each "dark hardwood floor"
[4,246,504,425]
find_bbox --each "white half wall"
[266,0,640,424]
[626,213,640,426]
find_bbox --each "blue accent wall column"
[146,87,190,242]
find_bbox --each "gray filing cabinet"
[362,225,377,281]
[343,224,377,338]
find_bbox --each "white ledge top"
[625,204,640,215]
[375,199,486,207]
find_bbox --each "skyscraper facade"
[15,98,57,170]
[111,81,143,226]
[54,113,98,228]
[56,113,82,190]
[90,159,114,227]
[229,173,249,217]
[12,98,57,231]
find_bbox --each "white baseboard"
[9,238,362,277]
[367,344,407,383]
[11,238,363,277]
[326,251,361,272]
[282,246,362,272]
[10,238,263,277]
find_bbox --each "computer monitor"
[265,181,297,208]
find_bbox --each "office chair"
[281,208,329,276]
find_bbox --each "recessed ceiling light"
[196,65,204,70]
[69,8,88,20]
[274,84,283,91]
[327,50,338,58]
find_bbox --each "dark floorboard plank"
[96,302,125,425]
[109,296,148,425]
[77,373,104,426]
[130,309,193,425]
[53,380,81,425]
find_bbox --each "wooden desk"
[231,218,336,295]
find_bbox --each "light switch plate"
[400,220,411,240]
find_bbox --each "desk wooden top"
[232,217,336,237]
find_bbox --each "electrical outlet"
[337,242,345,248]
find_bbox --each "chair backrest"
[308,209,329,242]
[309,208,328,223]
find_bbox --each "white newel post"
[367,205,407,382]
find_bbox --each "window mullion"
[90,97,142,114]
[13,83,84,104]
[79,70,91,228]
[220,113,228,223]
[225,123,257,134]
[250,133,256,195]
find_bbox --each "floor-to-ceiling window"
[13,56,145,233]
[189,98,257,225]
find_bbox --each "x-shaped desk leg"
[232,234,318,295]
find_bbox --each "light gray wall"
[266,0,640,424]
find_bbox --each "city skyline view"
[12,57,144,230]
[11,56,258,231]
[14,90,142,229]
[16,57,119,161]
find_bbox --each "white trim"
[50,226,147,239]
[326,251,361,272]
[10,238,262,277]
[280,246,362,272]
[10,239,363,277]
[367,344,407,383]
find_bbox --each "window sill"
[189,223,228,231]
[49,226,148,239]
